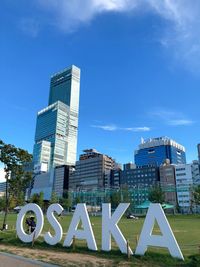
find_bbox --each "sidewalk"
[0,252,59,267]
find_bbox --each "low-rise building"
[121,165,160,204]
[122,165,159,188]
[0,182,6,197]
[159,159,177,207]
[110,169,122,189]
[69,149,116,190]
[31,169,54,200]
[175,164,193,213]
[123,162,136,170]
[53,165,74,198]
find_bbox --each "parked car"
[126,214,139,220]
[13,206,23,213]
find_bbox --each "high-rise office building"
[49,65,80,110]
[33,65,81,169]
[197,144,200,164]
[192,160,200,185]
[31,65,80,199]
[134,136,186,167]
[34,101,71,167]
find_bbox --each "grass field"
[0,213,200,266]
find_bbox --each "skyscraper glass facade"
[197,144,200,164]
[134,137,186,167]
[33,140,51,168]
[49,65,80,114]
[34,101,70,167]
[33,65,80,169]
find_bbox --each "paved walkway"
[0,252,59,267]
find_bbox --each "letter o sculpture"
[16,203,44,243]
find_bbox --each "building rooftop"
[136,136,185,152]
[79,148,114,161]
[51,65,80,78]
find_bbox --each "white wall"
[175,164,193,212]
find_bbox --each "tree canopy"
[193,185,200,206]
[148,186,165,204]
[0,139,32,229]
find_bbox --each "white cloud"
[37,0,140,32]
[150,108,194,126]
[38,0,139,30]
[129,127,151,132]
[36,0,200,71]
[92,124,117,131]
[149,0,200,71]
[168,119,194,126]
[36,0,195,31]
[91,124,151,132]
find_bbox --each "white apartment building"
[175,164,193,213]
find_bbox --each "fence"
[67,184,198,214]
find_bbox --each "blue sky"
[1,0,200,180]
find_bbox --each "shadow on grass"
[1,231,200,267]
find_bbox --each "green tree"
[121,186,135,212]
[30,193,37,204]
[30,192,44,210]
[60,193,72,211]
[121,185,131,202]
[75,195,81,204]
[8,195,17,210]
[64,191,72,211]
[65,197,72,211]
[9,167,32,205]
[148,186,165,204]
[0,196,6,211]
[110,191,121,208]
[0,139,32,230]
[193,185,200,206]
[38,192,44,208]
[50,192,59,204]
[17,191,25,206]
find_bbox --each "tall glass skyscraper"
[134,137,186,167]
[197,144,200,164]
[49,65,80,113]
[33,65,81,169]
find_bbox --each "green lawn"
[0,213,200,266]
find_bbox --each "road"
[0,252,59,267]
